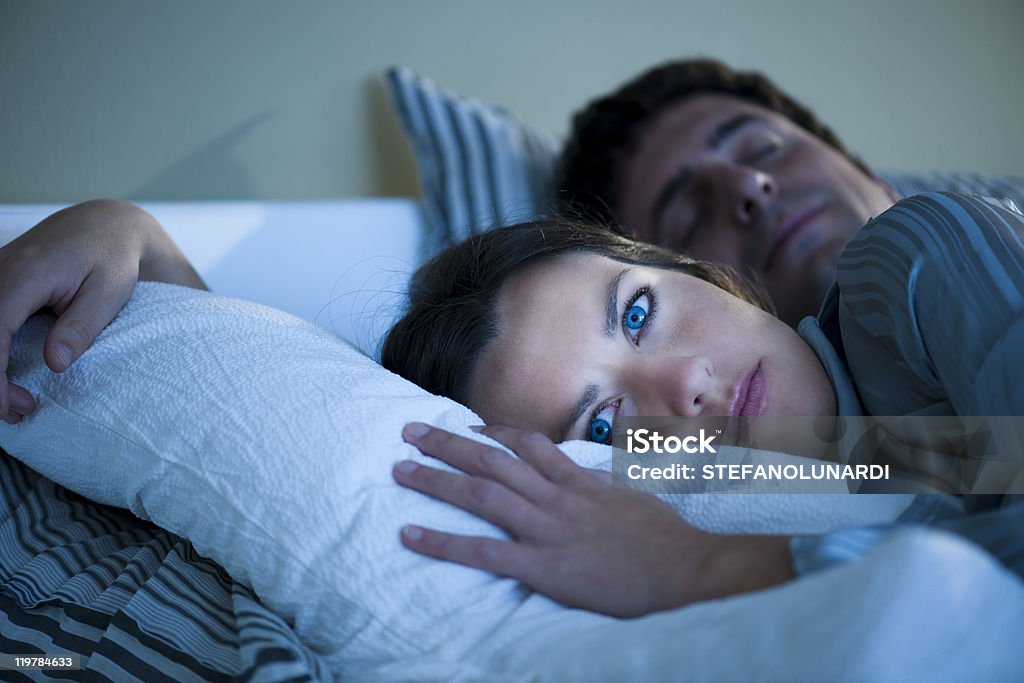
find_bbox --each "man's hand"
[393,423,794,618]
[0,199,205,423]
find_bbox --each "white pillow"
[0,283,917,678]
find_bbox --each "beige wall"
[2,0,1022,203]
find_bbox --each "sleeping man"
[556,57,1022,325]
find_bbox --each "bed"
[3,68,1024,682]
[1,195,1023,682]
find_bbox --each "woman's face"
[468,253,837,444]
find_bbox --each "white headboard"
[0,199,426,356]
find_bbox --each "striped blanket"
[0,451,327,682]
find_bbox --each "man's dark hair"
[556,57,872,226]
[381,219,772,410]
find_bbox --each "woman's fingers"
[399,525,539,583]
[401,422,559,505]
[393,459,552,540]
[477,424,601,489]
[583,467,614,486]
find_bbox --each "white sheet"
[475,528,1024,682]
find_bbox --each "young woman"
[381,191,1024,616]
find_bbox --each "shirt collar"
[797,284,864,417]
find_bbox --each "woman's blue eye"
[589,418,611,444]
[626,304,646,330]
[588,402,619,444]
[623,291,651,342]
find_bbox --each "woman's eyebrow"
[561,267,630,441]
[562,383,600,442]
[604,268,629,337]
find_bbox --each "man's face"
[616,94,895,325]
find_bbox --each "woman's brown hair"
[381,220,773,409]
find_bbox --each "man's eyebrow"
[649,113,760,240]
[708,113,757,149]
[561,267,628,441]
[649,167,692,245]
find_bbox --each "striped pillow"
[879,170,1024,214]
[386,66,559,248]
[386,66,1024,247]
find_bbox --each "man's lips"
[728,363,767,417]
[764,203,826,273]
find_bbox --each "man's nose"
[631,355,713,417]
[707,164,777,228]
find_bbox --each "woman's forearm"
[694,534,795,603]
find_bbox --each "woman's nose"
[631,355,713,417]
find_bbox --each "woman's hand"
[393,423,794,618]
[0,199,206,423]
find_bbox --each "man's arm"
[799,193,1024,579]
[837,192,1024,417]
[0,199,206,421]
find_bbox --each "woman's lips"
[764,203,826,273]
[729,362,767,417]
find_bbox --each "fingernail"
[53,344,71,371]
[468,425,485,433]
[3,412,21,425]
[403,422,430,439]
[9,395,33,415]
[402,525,423,541]
[395,459,418,474]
